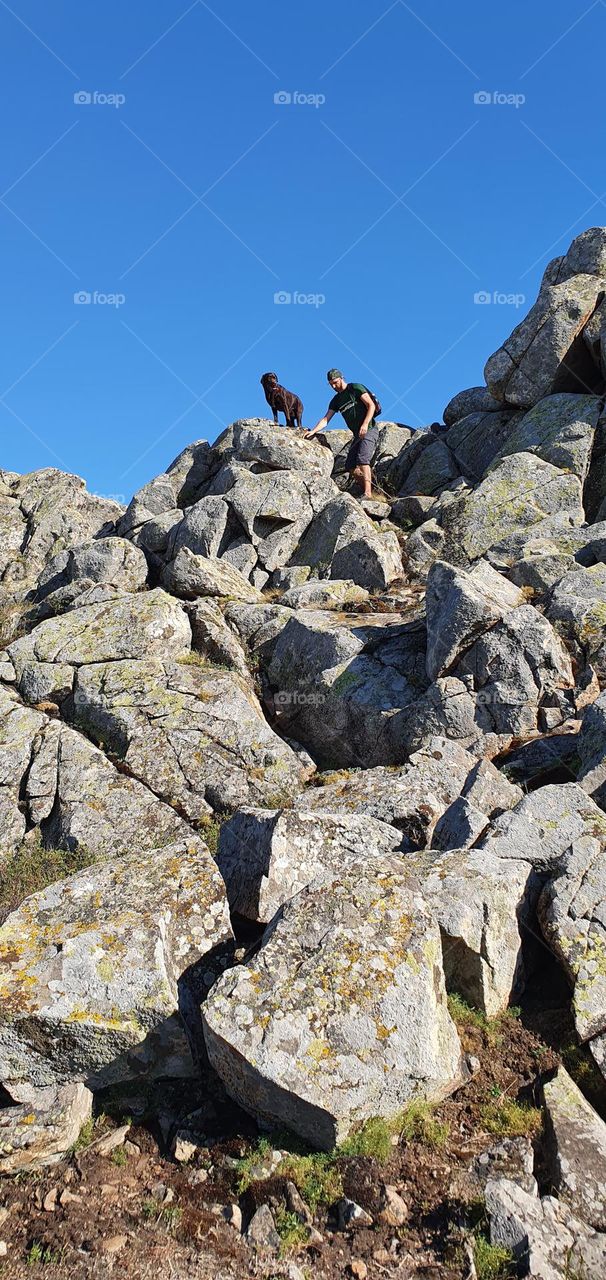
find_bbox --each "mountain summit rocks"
[1,229,606,1276]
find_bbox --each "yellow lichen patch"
[96,956,114,983]
[306,1038,332,1063]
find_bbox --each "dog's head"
[260,372,278,389]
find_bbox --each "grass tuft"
[480,1096,541,1138]
[339,1115,394,1161]
[448,992,489,1031]
[398,1099,449,1149]
[277,1151,343,1212]
[26,1242,62,1266]
[235,1137,272,1193]
[0,832,96,916]
[274,1208,309,1254]
[197,814,226,857]
[473,1234,515,1279]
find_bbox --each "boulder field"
[1,227,606,1276]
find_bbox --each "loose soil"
[1,987,595,1280]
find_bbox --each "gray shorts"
[345,428,378,470]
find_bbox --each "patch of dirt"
[0,1002,573,1280]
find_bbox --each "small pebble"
[100,1234,128,1254]
[349,1262,367,1280]
[43,1188,58,1213]
[172,1136,198,1163]
[221,1203,242,1232]
[59,1189,82,1206]
[0,1242,7,1258]
[95,1124,130,1157]
[379,1184,408,1227]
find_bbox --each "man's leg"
[359,463,372,499]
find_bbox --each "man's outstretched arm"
[304,408,335,438]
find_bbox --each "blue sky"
[1,0,605,500]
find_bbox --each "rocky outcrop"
[202,862,464,1148]
[543,1066,606,1230]
[2,223,606,1232]
[216,808,403,922]
[0,840,230,1094]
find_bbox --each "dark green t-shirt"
[329,383,376,437]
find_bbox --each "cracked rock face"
[216,807,404,922]
[71,657,310,816]
[422,846,534,1017]
[543,1065,606,1231]
[202,862,464,1149]
[0,840,230,1093]
[539,832,606,1047]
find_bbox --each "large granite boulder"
[484,271,604,408]
[266,610,428,769]
[578,691,606,810]
[204,462,337,574]
[440,453,584,566]
[0,687,46,857]
[443,407,523,481]
[539,833,606,1046]
[303,738,501,848]
[30,537,148,620]
[2,469,122,591]
[425,559,523,682]
[0,1082,93,1174]
[25,721,202,858]
[491,392,601,481]
[543,1065,606,1230]
[481,783,606,873]
[216,808,403,922]
[8,588,191,669]
[162,548,263,602]
[548,563,606,681]
[202,862,463,1148]
[443,385,503,426]
[0,840,230,1093]
[290,494,402,590]
[209,418,335,479]
[165,438,212,506]
[71,656,309,816]
[486,1175,606,1279]
[422,846,534,1016]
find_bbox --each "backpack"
[356,384,382,417]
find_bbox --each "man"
[305,369,378,500]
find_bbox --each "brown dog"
[260,372,304,428]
